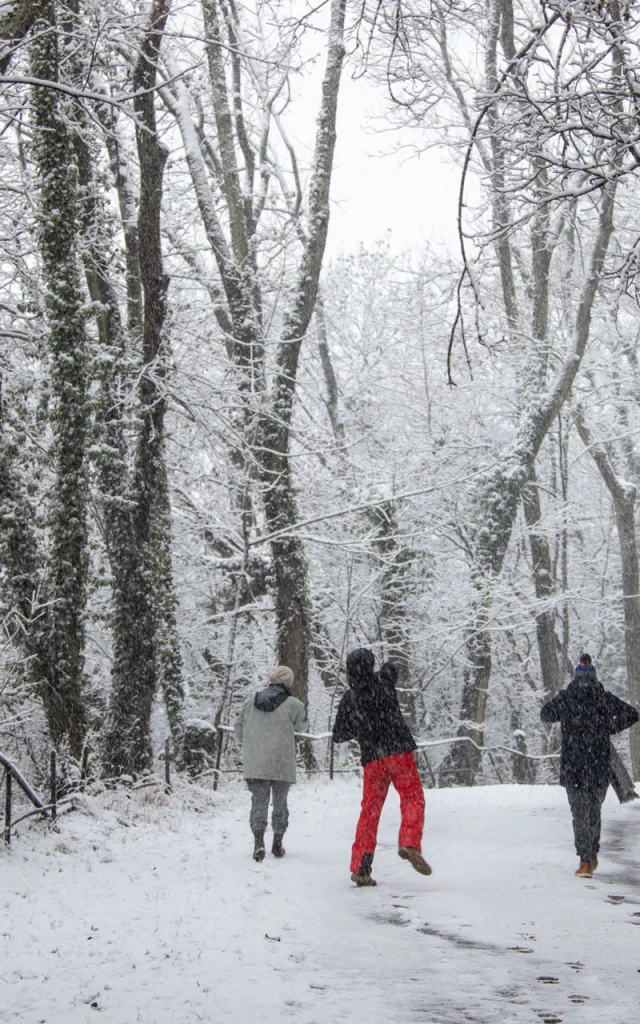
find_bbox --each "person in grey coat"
[235,665,309,861]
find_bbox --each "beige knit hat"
[268,665,294,690]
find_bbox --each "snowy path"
[2,779,639,1024]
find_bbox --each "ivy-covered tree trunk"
[151,462,186,744]
[0,381,50,697]
[67,29,185,769]
[30,0,89,758]
[102,0,184,774]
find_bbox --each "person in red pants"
[332,649,431,887]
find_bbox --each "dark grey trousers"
[566,784,608,861]
[246,779,290,836]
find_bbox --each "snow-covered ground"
[2,777,639,1024]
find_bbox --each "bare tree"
[366,0,632,782]
[161,0,347,711]
[575,411,640,776]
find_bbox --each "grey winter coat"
[234,684,309,784]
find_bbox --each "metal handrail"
[1,752,47,846]
[0,753,46,808]
[216,722,558,759]
[414,735,560,761]
[208,722,559,789]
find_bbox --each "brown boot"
[351,852,376,886]
[398,846,432,876]
[351,872,377,887]
[575,860,593,877]
[272,834,286,858]
[253,831,265,862]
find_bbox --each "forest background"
[2,0,640,794]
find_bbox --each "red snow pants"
[350,751,425,873]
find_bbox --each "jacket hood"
[254,683,291,712]
[568,667,602,691]
[346,648,376,692]
[379,662,398,688]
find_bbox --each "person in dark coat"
[540,653,638,877]
[332,649,431,887]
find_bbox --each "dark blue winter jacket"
[332,649,417,767]
[540,669,638,789]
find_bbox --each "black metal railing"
[1,731,563,843]
[1,752,48,846]
[185,725,560,790]
[0,748,96,845]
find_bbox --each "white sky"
[327,72,461,255]
[284,53,461,258]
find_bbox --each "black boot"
[253,831,265,862]
[272,834,286,858]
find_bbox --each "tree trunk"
[102,0,182,775]
[0,381,50,700]
[522,467,561,697]
[575,413,640,778]
[151,464,186,745]
[164,0,346,721]
[258,0,346,709]
[30,1,89,758]
[0,0,38,73]
[367,501,424,729]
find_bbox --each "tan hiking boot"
[398,846,432,876]
[575,860,593,877]
[351,872,377,887]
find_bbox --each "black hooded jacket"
[332,650,417,766]
[540,667,638,789]
[254,683,290,712]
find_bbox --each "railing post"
[213,726,224,791]
[50,750,57,821]
[487,751,504,784]
[329,737,335,781]
[164,737,172,793]
[80,745,90,790]
[4,767,12,846]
